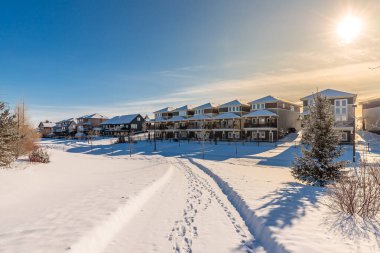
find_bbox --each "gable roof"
[243,110,279,118]
[249,95,278,104]
[39,121,55,128]
[101,114,141,125]
[301,89,357,101]
[172,105,193,112]
[249,95,300,107]
[213,112,241,120]
[78,113,108,119]
[218,99,249,108]
[193,103,218,110]
[154,107,174,113]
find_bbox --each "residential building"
[77,113,108,135]
[212,100,249,140]
[243,96,301,141]
[301,89,357,143]
[154,107,174,121]
[187,103,218,139]
[362,98,380,134]
[101,114,145,136]
[53,118,77,137]
[38,121,55,137]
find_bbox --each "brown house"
[38,121,55,137]
[77,113,108,135]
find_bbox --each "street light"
[352,104,357,163]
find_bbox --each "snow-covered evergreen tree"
[0,102,18,167]
[292,93,347,186]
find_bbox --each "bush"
[29,148,50,163]
[327,160,380,219]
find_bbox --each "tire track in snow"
[168,158,257,253]
[188,158,288,253]
[68,165,174,253]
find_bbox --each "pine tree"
[292,93,347,186]
[0,102,18,167]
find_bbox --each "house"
[101,114,145,136]
[154,107,174,121]
[212,100,250,140]
[187,103,218,139]
[53,118,77,137]
[301,89,357,143]
[362,98,380,134]
[38,121,55,137]
[77,113,108,135]
[243,95,301,141]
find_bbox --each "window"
[131,124,137,129]
[252,104,256,110]
[228,132,234,138]
[137,117,141,121]
[341,132,348,141]
[290,105,295,111]
[259,131,266,139]
[335,99,348,122]
[259,118,265,124]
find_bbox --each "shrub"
[327,160,380,219]
[29,147,50,163]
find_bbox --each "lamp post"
[352,104,357,163]
[154,121,157,151]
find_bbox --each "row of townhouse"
[151,89,361,143]
[38,113,147,138]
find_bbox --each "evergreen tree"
[0,102,18,167]
[292,93,347,186]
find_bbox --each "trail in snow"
[103,157,263,253]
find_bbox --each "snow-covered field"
[0,133,379,253]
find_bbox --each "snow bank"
[69,165,174,253]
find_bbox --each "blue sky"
[1,0,380,124]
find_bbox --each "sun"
[337,14,362,43]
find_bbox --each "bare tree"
[327,160,380,219]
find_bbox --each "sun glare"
[337,14,362,43]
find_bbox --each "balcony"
[244,123,277,128]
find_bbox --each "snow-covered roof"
[193,103,218,110]
[213,112,241,120]
[154,107,174,113]
[101,114,140,125]
[78,113,108,119]
[39,122,55,128]
[218,99,249,108]
[187,114,212,121]
[249,95,278,104]
[166,116,186,122]
[172,105,193,112]
[243,110,279,118]
[301,89,357,101]
[57,118,76,124]
[153,117,167,123]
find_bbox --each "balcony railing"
[244,123,277,128]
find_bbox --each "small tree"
[292,93,347,186]
[13,103,40,158]
[0,102,18,167]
